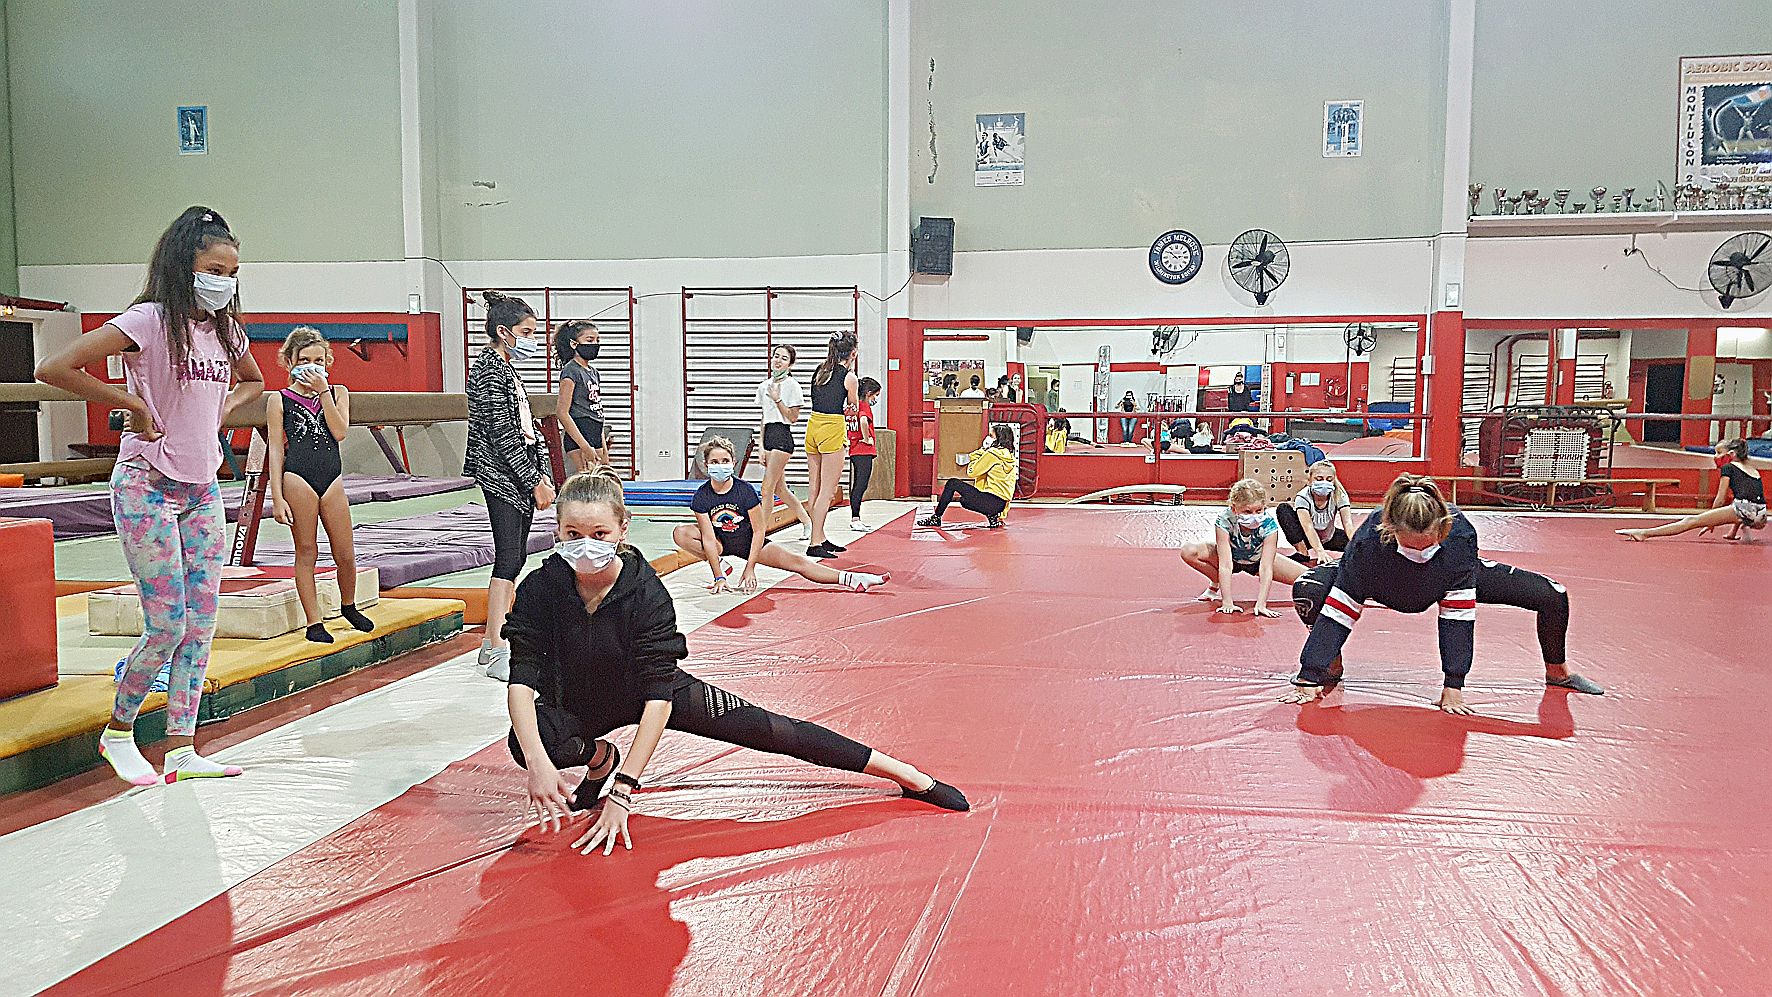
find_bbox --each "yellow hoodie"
[964,445,1017,502]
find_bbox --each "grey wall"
[0,0,15,294]
[6,1,404,267]
[1470,0,1772,200]
[911,0,1451,252]
[426,1,888,262]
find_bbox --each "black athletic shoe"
[903,778,969,812]
[916,515,943,528]
[570,742,622,811]
[985,514,1005,529]
[805,542,839,559]
[823,540,848,552]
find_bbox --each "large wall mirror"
[923,321,1422,460]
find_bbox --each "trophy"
[1573,202,1588,213]
[1468,183,1483,217]
[1611,194,1623,211]
[1654,180,1667,212]
[1553,189,1571,212]
[1492,188,1507,215]
[1621,187,1636,211]
[1506,194,1525,215]
[1590,186,1607,211]
[1717,181,1734,210]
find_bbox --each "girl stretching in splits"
[505,469,966,855]
[674,437,887,594]
[1616,438,1765,542]
[266,327,376,644]
[1281,475,1603,714]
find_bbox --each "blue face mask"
[707,462,735,482]
[507,334,541,361]
[1310,481,1335,496]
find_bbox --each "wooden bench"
[1067,484,1188,506]
[1442,476,1680,513]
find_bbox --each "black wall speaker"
[912,216,954,276]
[1015,326,1034,345]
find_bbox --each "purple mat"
[0,488,115,539]
[252,502,555,588]
[222,475,475,522]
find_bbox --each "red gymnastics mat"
[50,509,1772,995]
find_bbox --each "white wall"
[1465,231,1772,320]
[1719,326,1772,360]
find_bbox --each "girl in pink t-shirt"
[36,206,265,786]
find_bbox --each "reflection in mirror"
[927,322,1421,460]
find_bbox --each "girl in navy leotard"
[266,327,375,643]
[1617,438,1767,542]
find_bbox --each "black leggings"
[1292,558,1569,665]
[484,490,535,582]
[508,678,873,774]
[849,455,874,517]
[1275,504,1349,552]
[933,478,1007,520]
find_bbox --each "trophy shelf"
[1467,209,1772,239]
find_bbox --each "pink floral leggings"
[110,461,225,737]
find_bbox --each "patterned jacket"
[464,347,542,509]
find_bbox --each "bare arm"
[34,324,149,415]
[222,349,266,427]
[1215,528,1237,611]
[694,512,725,581]
[556,376,592,451]
[844,371,860,411]
[315,384,349,441]
[744,502,767,573]
[619,699,672,788]
[1254,531,1278,611]
[265,392,287,502]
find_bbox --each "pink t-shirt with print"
[111,303,236,484]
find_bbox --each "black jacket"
[1298,509,1479,688]
[504,549,693,734]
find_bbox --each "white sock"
[1195,586,1220,603]
[98,729,159,787]
[163,745,243,782]
[839,570,886,592]
[477,638,492,667]
[484,646,511,682]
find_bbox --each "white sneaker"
[1195,587,1220,603]
[850,519,871,533]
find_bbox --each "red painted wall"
[79,311,443,446]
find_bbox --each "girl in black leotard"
[505,468,965,856]
[266,327,374,644]
[1617,438,1767,542]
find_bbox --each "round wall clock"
[1149,229,1203,285]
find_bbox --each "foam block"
[88,567,379,640]
[0,517,57,699]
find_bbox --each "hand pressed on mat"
[526,761,577,833]
[575,792,633,855]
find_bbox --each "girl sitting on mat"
[466,289,554,682]
[804,333,859,559]
[1275,460,1354,563]
[675,437,887,594]
[846,376,881,533]
[36,205,264,784]
[918,424,1018,530]
[1282,474,1489,713]
[266,327,375,644]
[756,344,813,541]
[1179,477,1307,617]
[554,319,608,474]
[1616,438,1765,542]
[506,468,965,856]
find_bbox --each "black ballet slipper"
[305,623,335,644]
[904,778,969,812]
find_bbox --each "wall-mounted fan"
[1151,325,1183,356]
[1227,229,1290,305]
[1709,232,1771,309]
[1343,322,1377,356]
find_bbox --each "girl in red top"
[847,376,881,532]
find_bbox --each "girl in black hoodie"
[503,467,968,856]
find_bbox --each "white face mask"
[193,272,236,311]
[1235,512,1263,529]
[556,536,619,573]
[507,334,541,361]
[1397,542,1440,563]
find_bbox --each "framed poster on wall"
[1678,54,1772,187]
[976,113,1025,186]
[1323,100,1363,158]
